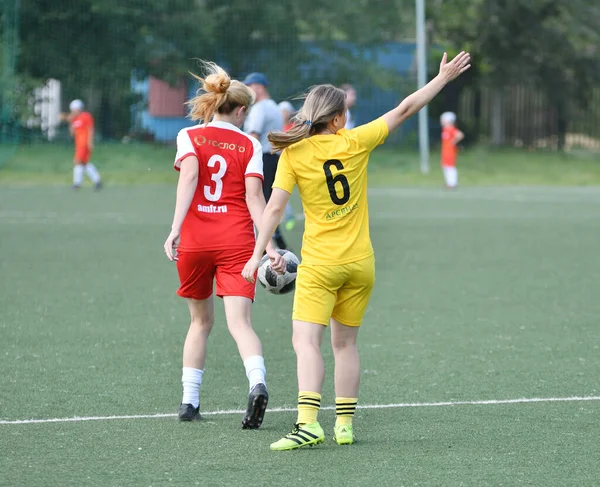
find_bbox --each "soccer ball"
[257,249,299,295]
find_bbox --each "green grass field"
[1,184,600,486]
[1,142,599,186]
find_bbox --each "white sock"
[181,367,204,408]
[85,163,101,184]
[443,166,458,187]
[243,355,266,392]
[73,165,84,186]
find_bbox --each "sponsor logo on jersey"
[194,135,246,153]
[197,204,228,214]
[325,203,359,220]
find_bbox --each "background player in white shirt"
[243,72,291,250]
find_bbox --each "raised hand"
[439,51,471,82]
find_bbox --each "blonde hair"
[268,84,346,152]
[187,61,255,123]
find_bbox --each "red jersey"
[174,121,264,252]
[441,125,458,167]
[71,112,94,148]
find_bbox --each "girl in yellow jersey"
[242,51,471,450]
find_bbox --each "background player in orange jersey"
[440,111,464,189]
[68,99,102,190]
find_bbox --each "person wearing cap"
[440,111,464,189]
[278,100,300,231]
[68,99,102,190]
[243,73,290,250]
[340,84,357,130]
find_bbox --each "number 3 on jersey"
[323,160,350,205]
[204,154,227,202]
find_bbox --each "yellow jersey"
[273,117,389,265]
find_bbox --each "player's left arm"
[88,125,95,151]
[241,188,291,282]
[164,156,199,261]
[453,129,465,145]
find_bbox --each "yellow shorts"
[292,255,375,327]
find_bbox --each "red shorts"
[176,248,256,301]
[74,146,91,164]
[441,157,456,168]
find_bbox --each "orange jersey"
[441,125,458,167]
[71,112,94,148]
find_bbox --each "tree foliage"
[18,0,201,136]
[13,0,600,144]
[431,0,600,146]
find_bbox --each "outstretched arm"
[382,51,471,133]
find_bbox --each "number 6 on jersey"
[204,154,228,202]
[323,159,350,205]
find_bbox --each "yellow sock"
[297,391,321,425]
[335,397,358,426]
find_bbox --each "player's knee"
[189,315,214,334]
[331,328,358,352]
[292,332,320,355]
[332,338,357,354]
[226,320,252,336]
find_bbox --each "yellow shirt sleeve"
[349,117,389,152]
[273,149,297,194]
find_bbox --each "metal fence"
[2,0,600,169]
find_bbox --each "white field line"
[1,395,599,425]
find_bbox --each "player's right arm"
[382,51,471,133]
[242,150,296,282]
[164,156,198,261]
[88,125,95,151]
[242,188,291,282]
[244,177,286,273]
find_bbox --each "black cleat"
[242,383,269,429]
[94,181,103,191]
[178,403,201,421]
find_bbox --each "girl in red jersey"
[440,111,464,189]
[163,62,285,428]
[68,99,102,190]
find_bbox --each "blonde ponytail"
[268,84,346,152]
[187,61,255,123]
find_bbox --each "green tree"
[18,0,202,138]
[431,0,600,148]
